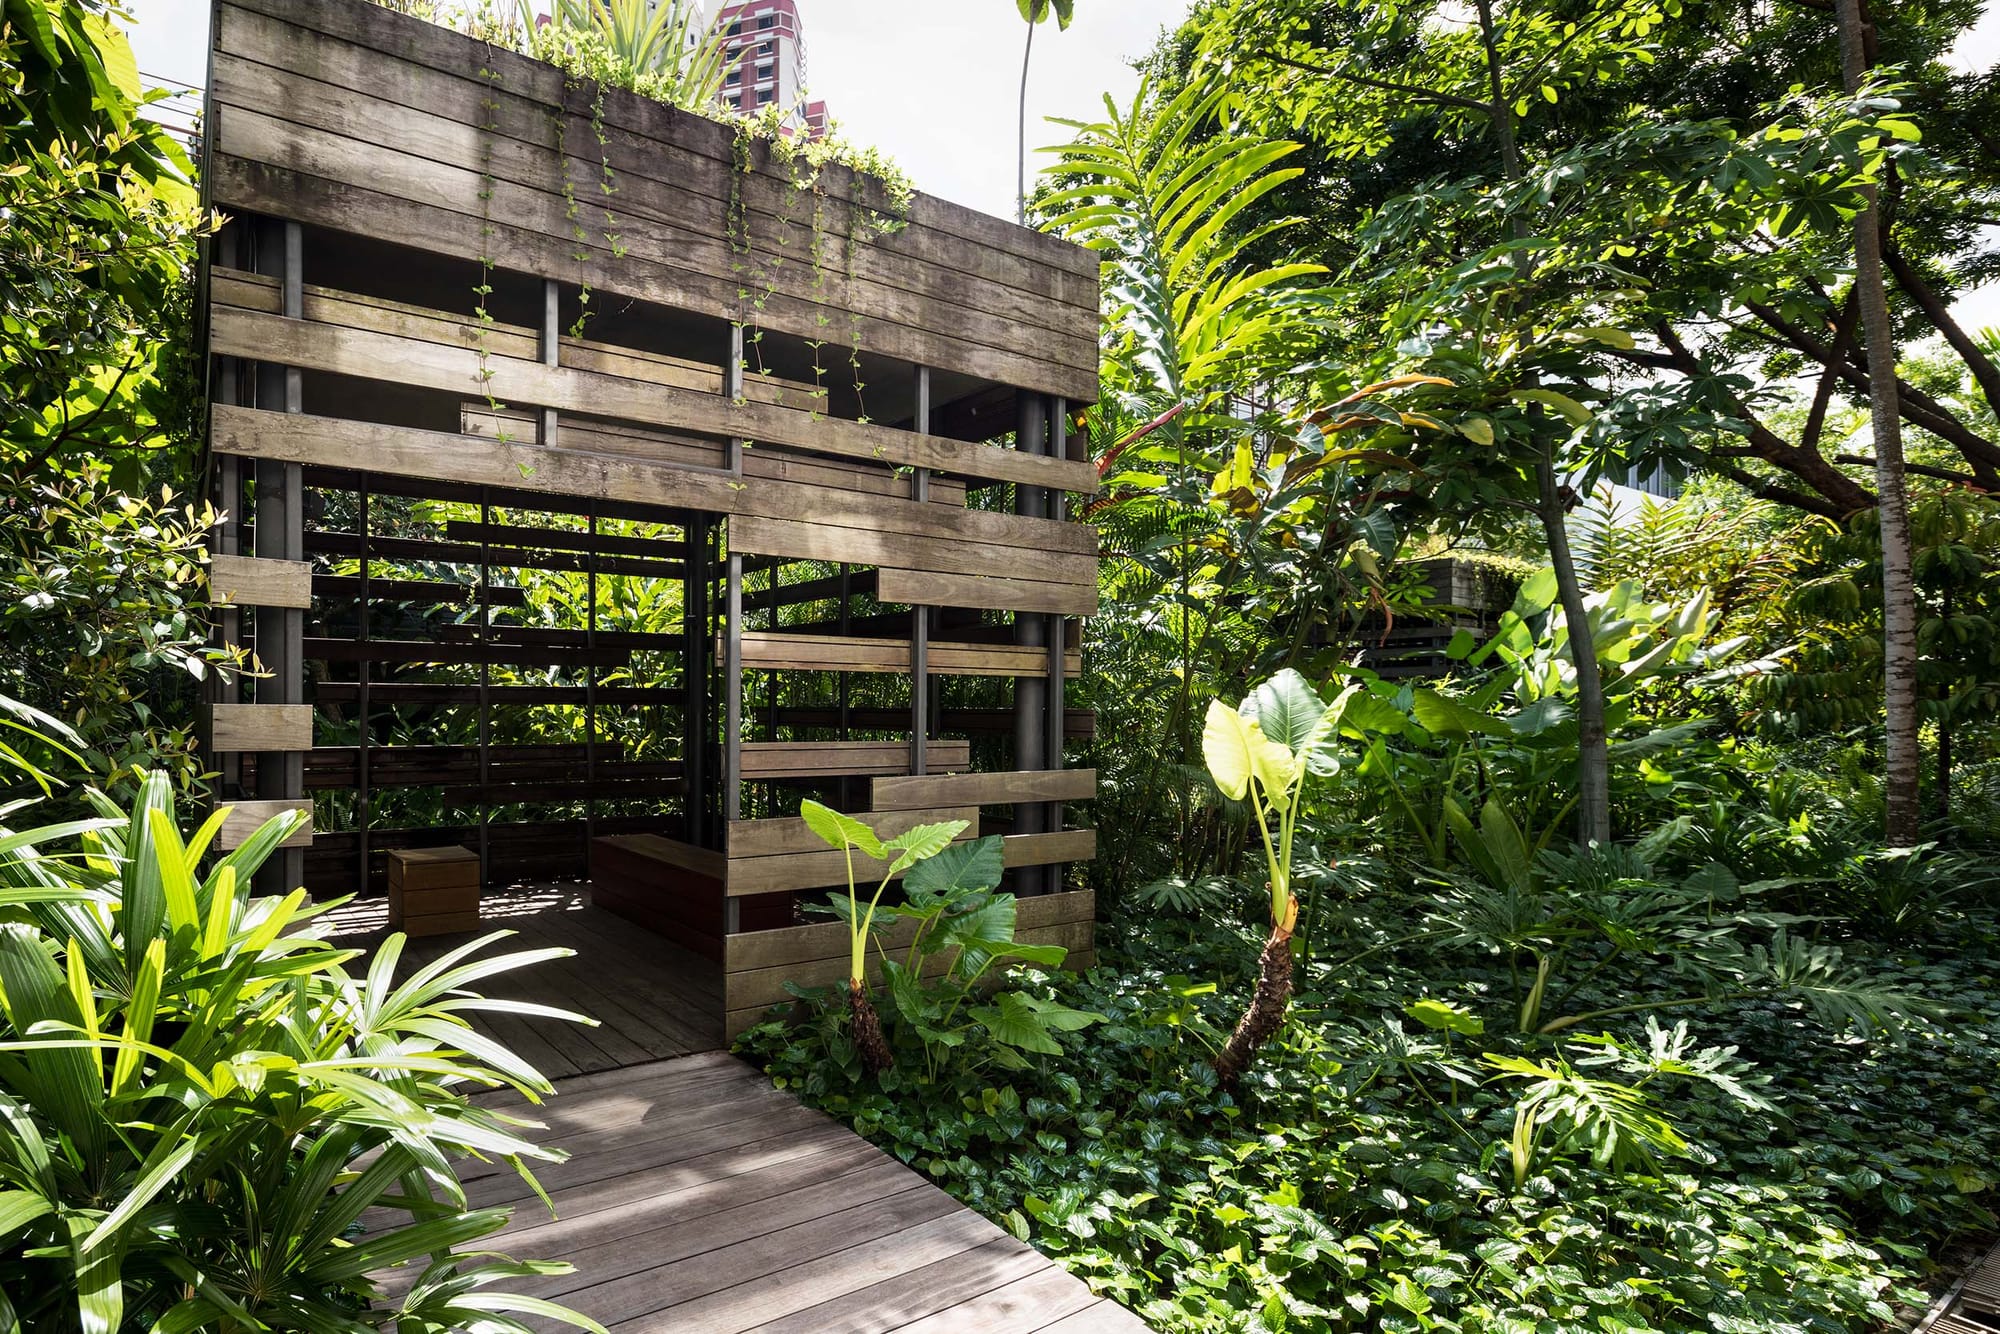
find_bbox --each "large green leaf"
[883,821,967,875]
[904,836,1004,906]
[1202,699,1255,800]
[1411,689,1510,738]
[1241,668,1328,755]
[798,800,884,860]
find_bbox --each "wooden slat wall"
[737,633,1081,678]
[721,889,1097,1038]
[207,0,1098,401]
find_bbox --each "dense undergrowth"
[744,893,2000,1333]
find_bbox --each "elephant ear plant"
[800,800,964,1075]
[0,700,605,1331]
[1202,668,1344,1084]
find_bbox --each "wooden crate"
[387,845,482,935]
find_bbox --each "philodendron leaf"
[798,800,884,860]
[1242,668,1327,755]
[904,836,1004,906]
[882,821,967,875]
[1202,699,1255,801]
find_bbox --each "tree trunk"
[848,979,892,1075]
[1017,19,1036,224]
[1212,919,1294,1086]
[1835,0,1922,846]
[1538,450,1613,845]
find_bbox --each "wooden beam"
[876,566,1099,617]
[211,306,1098,494]
[214,798,313,850]
[727,806,981,858]
[871,768,1097,812]
[736,632,1080,678]
[739,739,970,781]
[211,703,313,753]
[208,554,312,609]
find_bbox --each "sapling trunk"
[848,978,892,1075]
[1213,900,1296,1085]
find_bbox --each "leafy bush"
[0,719,601,1330]
[744,902,2000,1333]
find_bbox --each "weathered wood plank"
[210,309,1098,494]
[723,890,1096,974]
[728,807,980,859]
[210,703,313,752]
[737,632,1082,678]
[872,768,1098,812]
[214,798,312,850]
[877,566,1102,617]
[731,515,1095,590]
[738,739,971,782]
[216,0,1100,287]
[209,49,1099,367]
[208,554,313,609]
[593,832,727,881]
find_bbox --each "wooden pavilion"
[198,0,1102,1042]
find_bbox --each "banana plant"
[799,801,964,1076]
[1201,668,1346,1083]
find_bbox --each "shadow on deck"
[326,884,725,1071]
[340,889,1151,1332]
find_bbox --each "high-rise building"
[714,1,828,136]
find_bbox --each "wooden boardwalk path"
[339,890,1149,1331]
[460,1052,1151,1333]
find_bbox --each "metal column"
[910,366,932,780]
[1013,391,1050,894]
[252,218,305,896]
[722,328,745,933]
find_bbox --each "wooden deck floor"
[326,884,725,1070]
[342,889,1149,1332]
[453,1053,1150,1332]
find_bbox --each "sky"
[125,0,2000,321]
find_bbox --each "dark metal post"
[1013,391,1049,893]
[356,479,371,899]
[1046,398,1069,886]
[477,492,492,886]
[911,366,931,780]
[252,218,305,896]
[539,280,560,447]
[682,512,709,844]
[722,328,744,932]
[585,505,599,847]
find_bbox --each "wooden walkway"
[456,1053,1151,1332]
[327,885,725,1070]
[342,889,1150,1331]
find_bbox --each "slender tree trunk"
[1835,0,1922,845]
[1538,452,1613,844]
[1473,0,1614,844]
[1018,19,1035,223]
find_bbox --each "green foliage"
[524,0,729,105]
[0,1,231,793]
[0,726,600,1330]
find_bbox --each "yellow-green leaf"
[1202,700,1254,801]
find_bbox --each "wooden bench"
[589,834,790,961]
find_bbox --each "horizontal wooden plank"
[210,307,1097,495]
[738,739,970,782]
[207,57,1099,374]
[216,0,1098,292]
[724,818,981,897]
[724,889,1095,974]
[723,919,1094,1016]
[462,406,967,508]
[872,768,1097,812]
[737,632,1081,678]
[208,554,313,609]
[1002,829,1098,869]
[213,412,1093,579]
[207,144,1099,403]
[210,703,313,752]
[877,566,1101,617]
[727,807,981,859]
[214,798,312,850]
[730,515,1094,590]
[592,833,728,882]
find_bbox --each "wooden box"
[387,846,482,936]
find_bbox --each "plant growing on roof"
[799,800,964,1075]
[1201,668,1345,1083]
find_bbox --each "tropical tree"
[1015,0,1075,221]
